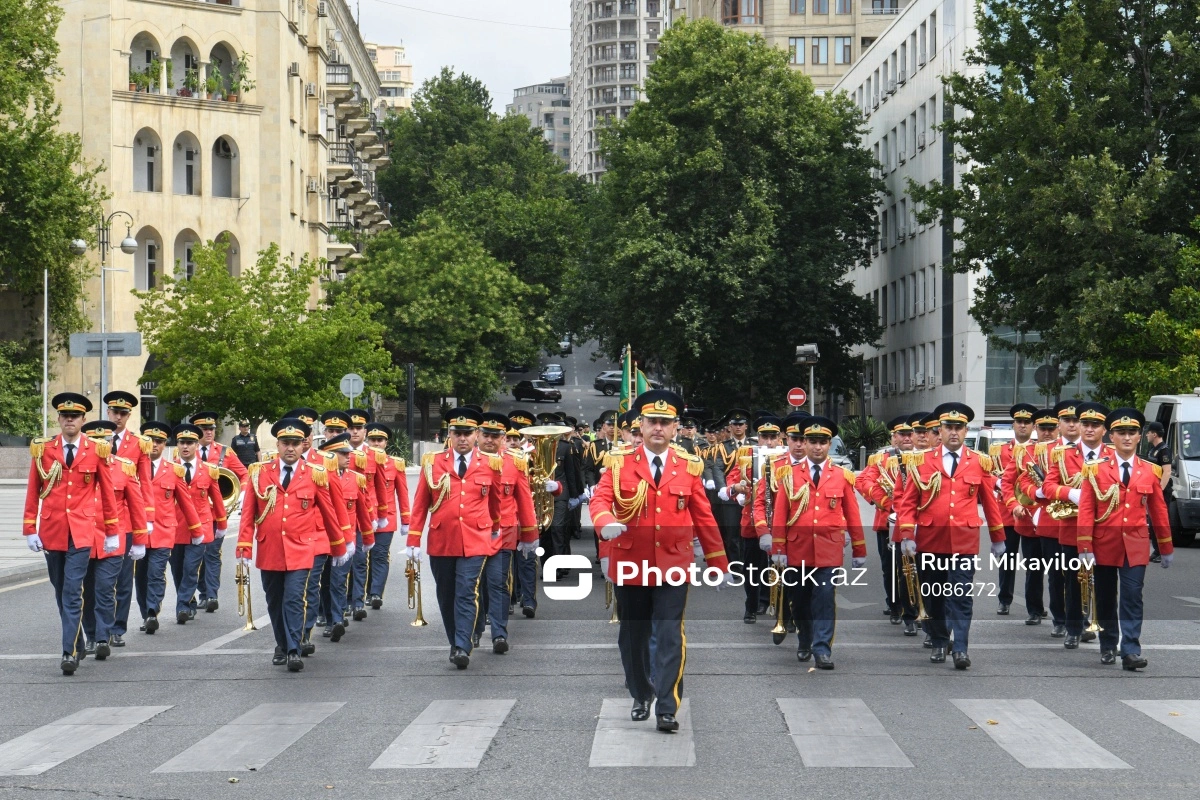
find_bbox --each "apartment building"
[367,41,414,114]
[506,77,572,164]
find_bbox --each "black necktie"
[948,450,959,476]
[1086,450,1096,462]
[151,461,156,478]
[64,443,75,468]
[652,455,662,485]
[202,446,208,461]
[458,455,467,479]
[811,463,821,487]
[1122,462,1130,487]
[184,462,192,485]
[282,464,293,490]
[113,434,120,452]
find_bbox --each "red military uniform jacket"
[1041,442,1112,548]
[375,450,412,532]
[408,448,504,557]
[91,457,150,559]
[23,435,120,551]
[172,458,227,545]
[354,445,390,529]
[336,467,375,544]
[590,446,729,586]
[855,449,903,534]
[895,446,1004,555]
[494,449,538,549]
[1077,455,1173,568]
[303,450,352,556]
[144,459,202,549]
[1015,441,1058,538]
[751,453,790,538]
[113,429,155,524]
[237,459,348,571]
[200,440,248,483]
[771,458,866,567]
[999,440,1037,536]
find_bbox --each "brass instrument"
[1078,563,1102,633]
[901,552,929,622]
[768,572,787,636]
[235,560,257,631]
[406,557,428,627]
[605,580,618,623]
[522,424,573,530]
[1045,448,1081,520]
[216,466,242,514]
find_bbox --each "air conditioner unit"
[909,378,917,390]
[318,1,328,16]
[915,371,924,385]
[308,178,320,193]
[288,62,300,77]
[918,131,926,149]
[306,82,316,96]
[898,69,907,85]
[897,224,907,239]
[887,382,897,394]
[887,79,897,94]
[872,92,879,109]
[927,374,936,387]
[898,150,906,164]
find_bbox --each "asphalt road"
[489,341,621,428]
[4,485,1200,799]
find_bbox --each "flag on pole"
[618,345,633,413]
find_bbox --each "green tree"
[914,0,1200,402]
[133,240,399,426]
[0,0,105,338]
[335,218,547,435]
[0,341,42,437]
[562,20,881,408]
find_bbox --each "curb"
[0,561,45,589]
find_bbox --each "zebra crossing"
[2,696,1199,777]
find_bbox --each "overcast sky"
[356,0,571,111]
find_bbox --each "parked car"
[559,338,573,355]
[512,380,562,403]
[1143,391,1200,546]
[593,370,663,396]
[540,364,566,385]
[504,364,529,373]
[829,435,853,470]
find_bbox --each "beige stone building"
[671,0,906,93]
[47,0,390,427]
[366,41,414,114]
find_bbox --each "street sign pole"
[340,372,365,411]
[810,364,815,415]
[406,363,415,446]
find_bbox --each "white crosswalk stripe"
[589,698,695,767]
[370,699,515,769]
[1123,700,1200,745]
[0,706,172,777]
[777,698,912,767]
[952,699,1131,769]
[153,702,344,773]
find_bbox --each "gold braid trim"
[1083,461,1120,523]
[779,467,811,526]
[422,454,451,514]
[609,461,648,523]
[35,459,62,501]
[118,458,137,478]
[249,463,278,525]
[1054,446,1084,490]
[355,472,367,490]
[310,464,328,488]
[138,434,152,454]
[907,461,941,511]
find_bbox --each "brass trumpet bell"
[406,557,428,627]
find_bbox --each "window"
[880,209,888,250]
[620,42,637,60]
[813,0,828,13]
[920,22,927,63]
[620,63,637,79]
[185,148,195,194]
[789,37,804,64]
[722,0,762,24]
[929,11,937,52]
[790,0,805,12]
[811,37,828,65]
[929,95,937,139]
[929,265,937,309]
[917,269,926,314]
[887,282,896,324]
[836,0,851,12]
[563,116,570,125]
[394,51,405,65]
[834,36,852,64]
[184,243,195,280]
[145,241,157,290]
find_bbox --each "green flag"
[618,345,633,413]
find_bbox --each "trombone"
[1078,563,1102,634]
[235,560,257,631]
[406,556,428,627]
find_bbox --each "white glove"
[759,533,773,551]
[400,524,410,535]
[851,556,866,569]
[191,535,204,545]
[843,531,851,547]
[237,556,253,568]
[214,527,226,538]
[406,545,421,560]
[1035,487,1046,500]
[692,538,703,561]
[103,535,120,554]
[736,493,747,507]
[516,541,536,557]
[990,541,1007,558]
[491,529,501,539]
[887,511,897,525]
[146,522,154,534]
[771,553,787,567]
[332,553,351,567]
[599,556,610,578]
[716,570,738,591]
[585,485,594,500]
[1079,550,1095,569]
[704,479,716,490]
[717,487,731,502]
[344,540,356,560]
[600,522,626,540]
[900,539,917,557]
[26,533,44,552]
[374,518,386,531]
[544,479,560,493]
[1161,553,1174,569]
[1067,487,1082,505]
[129,544,146,561]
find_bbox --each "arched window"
[211,136,239,198]
[129,32,162,93]
[169,37,200,97]
[208,43,236,99]
[132,128,162,192]
[172,132,201,196]
[133,226,163,290]
[216,231,241,277]
[174,229,200,280]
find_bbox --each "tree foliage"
[914,0,1200,402]
[0,0,105,337]
[0,341,42,437]
[561,20,881,409]
[133,241,398,425]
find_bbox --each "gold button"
[460,503,464,508]
[657,490,662,496]
[282,517,287,522]
[655,525,661,530]
[655,541,660,547]
[951,490,955,495]
[67,495,71,499]
[656,507,661,513]
[461,491,465,496]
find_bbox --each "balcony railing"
[863,1,902,14]
[328,141,354,166]
[327,63,352,86]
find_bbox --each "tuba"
[522,424,573,530]
[216,466,242,514]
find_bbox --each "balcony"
[863,1,902,14]
[327,141,354,177]
[327,221,359,259]
[326,64,353,100]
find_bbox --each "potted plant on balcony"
[128,66,139,91]
[227,53,255,103]
[164,59,175,92]
[180,67,200,98]
[146,57,163,92]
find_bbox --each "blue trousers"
[83,554,124,643]
[786,566,837,656]
[515,546,538,609]
[1095,561,1146,656]
[135,547,172,619]
[44,538,91,656]
[351,532,370,609]
[197,536,225,602]
[614,583,687,717]
[473,549,512,642]
[328,549,354,623]
[428,555,488,653]
[317,557,333,622]
[112,533,135,635]
[368,531,394,599]
[920,556,975,653]
[168,543,204,616]
[305,555,328,637]
[261,569,309,655]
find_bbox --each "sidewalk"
[0,481,43,584]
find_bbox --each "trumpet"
[1078,563,1102,633]
[901,551,929,622]
[406,557,428,627]
[767,569,787,638]
[605,580,618,623]
[235,560,257,631]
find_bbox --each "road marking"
[834,595,876,610]
[1124,700,1200,745]
[190,617,273,652]
[0,706,172,776]
[153,702,344,773]
[777,698,912,767]
[1172,596,1200,609]
[0,578,48,594]
[370,699,515,769]
[951,699,1130,769]
[589,698,695,767]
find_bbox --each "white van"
[1143,392,1200,546]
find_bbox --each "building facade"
[367,41,413,114]
[49,0,391,427]
[569,0,665,181]
[833,0,1091,423]
[505,78,572,164]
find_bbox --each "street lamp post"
[71,211,137,399]
[794,343,820,416]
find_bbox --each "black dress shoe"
[84,639,96,656]
[772,630,787,645]
[472,633,482,648]
[322,625,333,638]
[95,641,111,660]
[1063,634,1080,649]
[139,623,146,632]
[205,598,218,612]
[930,646,947,663]
[1122,653,1148,671]
[1150,553,1161,563]
[656,714,679,732]
[176,610,189,625]
[743,612,756,624]
[953,651,971,670]
[450,647,470,669]
[786,622,796,633]
[890,611,901,624]
[814,653,834,670]
[1081,630,1097,643]
[903,621,918,636]
[1025,613,1042,625]
[110,634,125,648]
[1050,624,1066,638]
[923,635,933,649]
[797,648,812,662]
[522,605,535,618]
[493,637,509,654]
[300,639,316,657]
[187,608,196,620]
[997,603,1010,615]
[371,595,383,610]
[145,615,158,634]
[330,623,345,643]
[272,647,286,666]
[757,604,769,615]
[316,615,328,627]
[60,654,78,675]
[353,607,368,621]
[287,652,304,672]
[882,606,894,615]
[631,700,651,721]
[1100,650,1117,665]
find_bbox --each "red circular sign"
[787,387,807,407]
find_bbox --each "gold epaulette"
[976,451,994,473]
[886,455,899,472]
[421,451,437,468]
[669,442,689,456]
[989,443,1003,459]
[207,464,220,481]
[774,463,791,483]
[117,457,137,478]
[509,451,529,474]
[1151,462,1163,480]
[841,466,855,483]
[736,445,754,459]
[356,471,367,490]
[684,453,704,477]
[1081,461,1099,479]
[138,434,152,455]
[374,447,388,465]
[353,451,367,470]
[487,453,504,472]
[324,453,338,471]
[260,450,277,461]
[1052,444,1073,454]
[391,456,406,470]
[95,440,112,459]
[903,450,926,467]
[867,452,881,468]
[248,461,265,480]
[603,447,632,470]
[1033,442,1048,458]
[1013,441,1028,458]
[173,463,187,479]
[29,437,49,459]
[310,463,328,487]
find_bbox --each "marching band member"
[722,414,784,623]
[170,423,227,624]
[366,422,410,611]
[348,408,389,621]
[319,432,374,642]
[507,411,544,617]
[192,410,248,613]
[102,391,154,646]
[993,403,1036,616]
[855,415,913,625]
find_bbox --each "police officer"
[231,421,261,469]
